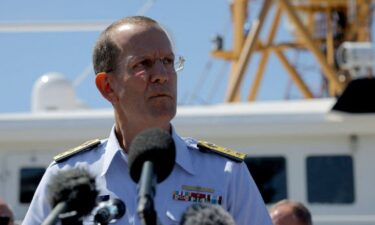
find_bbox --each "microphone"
[128,128,176,225]
[94,198,126,225]
[180,204,236,225]
[42,168,98,225]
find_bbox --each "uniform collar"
[101,125,124,176]
[101,125,196,176]
[171,126,195,175]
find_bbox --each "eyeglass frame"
[174,55,185,72]
[104,55,185,75]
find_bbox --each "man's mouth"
[149,93,171,99]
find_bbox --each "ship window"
[19,167,46,203]
[307,155,354,204]
[244,156,287,204]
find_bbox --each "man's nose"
[150,59,170,84]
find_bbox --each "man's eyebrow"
[165,53,175,58]
[127,53,175,61]
[124,55,147,65]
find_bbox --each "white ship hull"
[1,98,374,224]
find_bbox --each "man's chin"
[150,106,176,120]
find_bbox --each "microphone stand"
[41,202,67,225]
[59,211,83,225]
[137,161,158,225]
[41,203,83,225]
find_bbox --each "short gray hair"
[92,16,158,74]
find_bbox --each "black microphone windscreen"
[47,168,98,217]
[128,128,176,183]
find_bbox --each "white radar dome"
[32,72,86,112]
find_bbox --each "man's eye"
[162,57,174,65]
[135,59,153,69]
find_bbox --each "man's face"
[109,23,177,127]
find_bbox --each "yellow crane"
[211,0,373,102]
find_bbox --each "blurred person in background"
[269,199,312,225]
[0,198,14,225]
[180,203,236,225]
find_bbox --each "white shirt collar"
[171,125,195,175]
[100,125,123,176]
[100,124,196,176]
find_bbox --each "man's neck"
[114,120,171,153]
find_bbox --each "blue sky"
[0,0,321,113]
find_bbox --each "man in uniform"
[23,16,272,225]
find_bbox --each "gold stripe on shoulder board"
[53,139,101,163]
[197,140,247,162]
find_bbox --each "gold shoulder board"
[197,140,246,162]
[53,139,101,163]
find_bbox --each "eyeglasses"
[129,55,185,75]
[174,55,185,72]
[105,55,185,75]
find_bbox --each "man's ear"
[95,72,117,103]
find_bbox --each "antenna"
[0,21,111,33]
[71,0,156,88]
[73,64,94,88]
[136,0,155,16]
